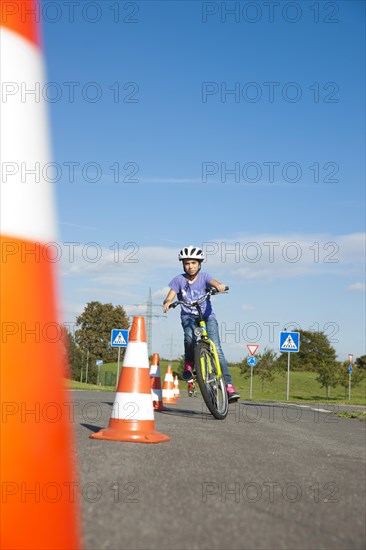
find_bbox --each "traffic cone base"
[91,419,170,443]
[154,400,168,411]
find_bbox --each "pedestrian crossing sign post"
[111,329,129,388]
[279,331,300,401]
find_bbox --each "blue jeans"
[181,315,232,385]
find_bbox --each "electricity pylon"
[164,334,179,361]
[135,288,166,357]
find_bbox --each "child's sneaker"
[188,381,194,396]
[226,384,240,402]
[182,363,194,381]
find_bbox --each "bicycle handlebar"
[168,286,229,309]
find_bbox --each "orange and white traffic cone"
[150,353,168,411]
[162,365,177,405]
[173,375,181,399]
[1,3,81,549]
[90,317,170,443]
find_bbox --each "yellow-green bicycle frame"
[197,319,223,379]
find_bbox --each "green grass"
[336,411,366,421]
[68,380,115,392]
[230,368,366,406]
[68,363,366,406]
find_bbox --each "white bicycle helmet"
[178,246,205,261]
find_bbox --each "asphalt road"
[71,391,365,550]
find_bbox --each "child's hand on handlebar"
[216,283,227,293]
[162,301,171,313]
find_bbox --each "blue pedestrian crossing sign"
[111,329,128,347]
[279,331,300,353]
[348,365,353,374]
[247,356,257,367]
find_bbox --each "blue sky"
[41,0,365,362]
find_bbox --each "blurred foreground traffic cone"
[173,375,181,399]
[162,366,177,405]
[150,353,168,411]
[90,317,170,443]
[1,2,81,548]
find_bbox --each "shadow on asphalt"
[155,407,214,421]
[100,401,214,420]
[80,423,102,433]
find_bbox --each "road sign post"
[85,349,89,384]
[279,331,300,401]
[111,329,129,387]
[96,359,103,386]
[348,354,353,401]
[247,355,257,400]
[116,347,121,388]
[250,367,253,400]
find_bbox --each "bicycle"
[169,287,229,420]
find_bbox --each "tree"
[275,330,338,372]
[64,330,98,383]
[337,361,365,399]
[255,348,277,391]
[316,359,338,399]
[176,355,185,377]
[239,359,251,380]
[355,355,366,371]
[66,331,84,381]
[75,301,129,363]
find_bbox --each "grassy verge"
[68,380,115,392]
[335,411,366,421]
[68,364,366,406]
[229,368,366,406]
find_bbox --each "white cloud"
[58,233,365,321]
[241,304,254,311]
[347,282,365,292]
[200,232,365,280]
[153,287,171,300]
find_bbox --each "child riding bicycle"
[162,246,240,402]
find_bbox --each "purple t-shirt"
[169,272,216,318]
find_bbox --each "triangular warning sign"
[281,335,297,349]
[113,332,126,345]
[247,344,259,356]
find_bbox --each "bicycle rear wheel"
[195,342,228,420]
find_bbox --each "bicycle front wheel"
[195,342,228,420]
